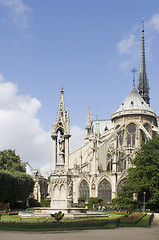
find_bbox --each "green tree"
[87,197,104,210]
[0,170,34,206]
[119,135,159,208]
[0,149,26,172]
[111,197,139,213]
[0,149,34,208]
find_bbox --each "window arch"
[117,130,123,148]
[117,178,127,195]
[127,123,136,147]
[98,179,111,202]
[79,180,89,202]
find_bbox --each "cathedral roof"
[112,88,156,120]
[116,88,151,112]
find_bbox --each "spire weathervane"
[131,68,137,89]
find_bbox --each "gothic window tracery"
[98,179,111,202]
[117,178,127,195]
[117,130,123,148]
[79,180,89,202]
[127,123,136,147]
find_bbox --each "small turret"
[85,107,92,141]
[56,86,66,124]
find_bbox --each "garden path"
[151,213,159,228]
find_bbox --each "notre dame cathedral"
[49,23,159,208]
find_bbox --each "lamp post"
[143,192,146,212]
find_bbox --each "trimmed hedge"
[120,212,148,227]
[0,219,117,231]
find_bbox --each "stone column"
[111,173,117,199]
[52,135,57,172]
[64,136,69,172]
[113,135,117,172]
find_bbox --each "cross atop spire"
[131,68,137,89]
[137,18,150,105]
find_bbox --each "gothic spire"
[85,107,92,141]
[86,107,92,128]
[137,18,150,105]
[56,86,66,123]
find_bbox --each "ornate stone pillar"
[64,135,69,172]
[51,135,57,172]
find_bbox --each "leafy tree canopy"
[0,150,34,207]
[120,135,159,206]
[112,197,139,212]
[87,197,104,210]
[0,149,26,172]
[0,170,34,204]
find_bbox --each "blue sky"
[0,0,159,173]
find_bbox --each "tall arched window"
[127,123,136,147]
[98,179,111,202]
[117,130,123,148]
[79,180,89,202]
[117,178,127,195]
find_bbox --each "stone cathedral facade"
[49,24,159,207]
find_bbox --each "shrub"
[29,198,40,207]
[87,197,104,210]
[72,202,86,208]
[78,196,86,203]
[40,199,50,207]
[51,211,64,222]
[111,197,139,213]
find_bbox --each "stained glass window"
[117,178,127,194]
[79,180,89,202]
[98,179,111,202]
[127,123,136,147]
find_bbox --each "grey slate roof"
[115,88,152,113]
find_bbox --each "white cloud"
[0,0,32,31]
[117,34,136,55]
[116,13,159,70]
[148,14,159,33]
[0,73,5,82]
[70,125,85,153]
[0,74,52,174]
[0,74,86,176]
[116,33,140,70]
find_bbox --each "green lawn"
[0,212,153,231]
